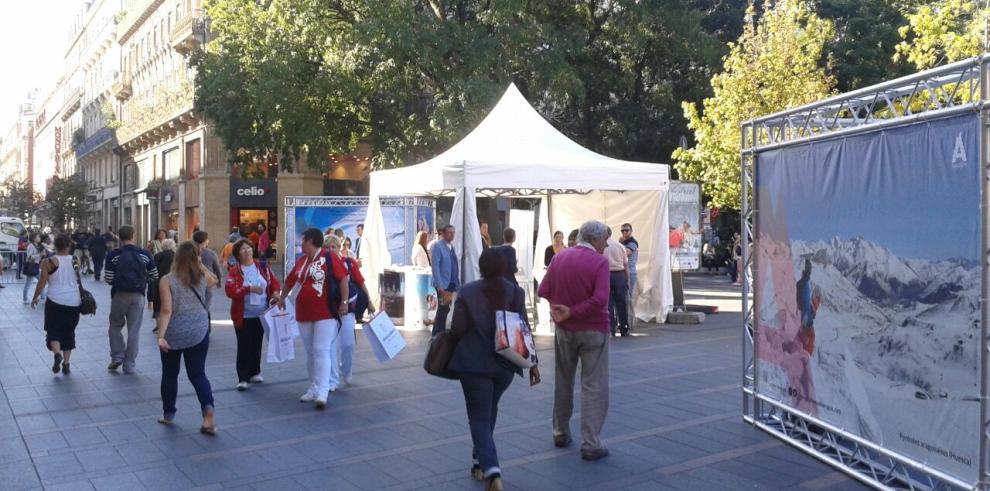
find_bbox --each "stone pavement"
[0,271,868,490]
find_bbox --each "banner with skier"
[753,114,982,482]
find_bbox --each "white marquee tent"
[363,84,674,325]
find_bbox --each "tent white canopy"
[364,84,674,324]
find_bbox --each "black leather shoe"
[581,448,610,461]
[553,435,572,448]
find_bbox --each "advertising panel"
[284,197,436,273]
[669,181,702,270]
[754,115,981,482]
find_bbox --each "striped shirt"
[104,244,159,290]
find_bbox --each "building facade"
[32,82,66,200]
[0,98,36,186]
[113,0,330,249]
[75,0,124,232]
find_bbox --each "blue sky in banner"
[758,115,980,261]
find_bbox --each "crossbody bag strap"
[189,282,210,323]
[72,256,84,293]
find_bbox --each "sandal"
[199,425,217,436]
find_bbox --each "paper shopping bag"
[363,312,406,362]
[494,310,538,368]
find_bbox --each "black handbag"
[71,258,97,315]
[23,260,39,277]
[424,330,461,380]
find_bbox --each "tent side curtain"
[548,190,673,323]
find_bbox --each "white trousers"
[298,318,340,397]
[333,313,356,382]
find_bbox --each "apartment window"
[164,148,180,181]
[185,139,201,179]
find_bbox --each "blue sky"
[757,115,980,261]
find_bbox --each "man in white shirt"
[604,227,630,336]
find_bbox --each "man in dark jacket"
[495,227,519,286]
[87,229,108,281]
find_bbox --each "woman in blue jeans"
[448,249,540,491]
[154,241,218,434]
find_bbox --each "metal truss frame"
[741,54,990,491]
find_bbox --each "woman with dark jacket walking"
[225,239,280,390]
[448,248,540,491]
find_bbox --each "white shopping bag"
[261,303,298,363]
[494,310,538,368]
[363,312,406,362]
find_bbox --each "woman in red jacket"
[225,239,280,391]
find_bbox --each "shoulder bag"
[71,257,97,315]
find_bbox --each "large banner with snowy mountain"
[754,114,981,482]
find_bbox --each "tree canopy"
[0,177,41,220]
[895,0,988,70]
[672,0,835,208]
[194,0,733,171]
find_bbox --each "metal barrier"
[0,251,26,285]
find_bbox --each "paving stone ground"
[0,268,867,490]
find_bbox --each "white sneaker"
[299,390,317,402]
[249,375,264,384]
[236,382,249,391]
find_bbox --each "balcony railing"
[117,78,195,144]
[171,8,205,54]
[112,72,132,101]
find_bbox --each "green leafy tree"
[673,0,835,208]
[818,0,915,92]
[194,0,728,170]
[895,0,988,70]
[0,176,41,220]
[44,175,88,232]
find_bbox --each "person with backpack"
[225,238,280,391]
[31,234,84,375]
[276,228,349,409]
[104,225,159,374]
[324,235,375,388]
[154,241,218,434]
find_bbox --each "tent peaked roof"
[371,83,669,193]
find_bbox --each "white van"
[0,217,27,252]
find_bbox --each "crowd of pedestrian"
[8,216,727,491]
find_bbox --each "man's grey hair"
[579,220,608,245]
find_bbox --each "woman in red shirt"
[225,239,280,391]
[277,228,349,409]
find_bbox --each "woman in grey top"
[155,241,219,434]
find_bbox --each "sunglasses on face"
[621,229,631,233]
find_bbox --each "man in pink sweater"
[537,220,611,461]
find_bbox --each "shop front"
[230,178,278,254]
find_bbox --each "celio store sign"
[230,178,277,208]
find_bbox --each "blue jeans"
[460,370,514,478]
[160,334,214,418]
[608,271,629,333]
